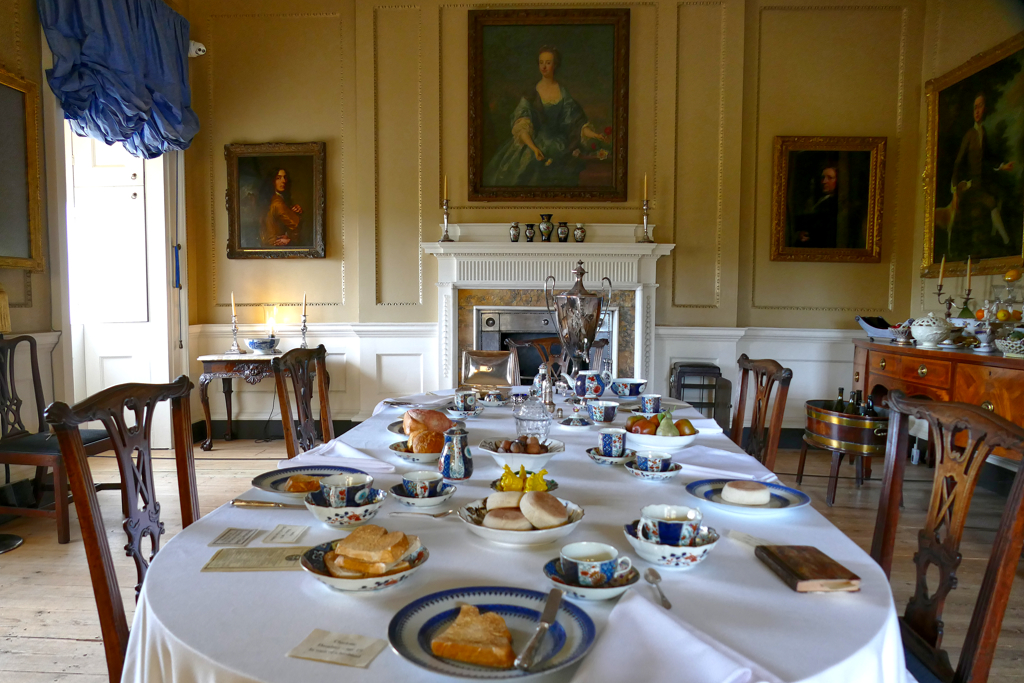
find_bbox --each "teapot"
[561,369,609,398]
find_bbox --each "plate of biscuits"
[685,478,810,513]
[301,524,428,592]
[251,465,369,499]
[388,586,596,678]
[457,492,584,546]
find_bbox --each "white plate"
[477,439,564,472]
[446,406,485,419]
[543,558,639,601]
[625,431,698,451]
[302,541,428,592]
[388,586,596,679]
[585,447,633,466]
[685,479,811,513]
[389,483,457,507]
[457,496,584,546]
[388,441,442,464]
[623,461,683,482]
[251,465,369,499]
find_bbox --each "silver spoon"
[389,509,455,518]
[644,568,671,609]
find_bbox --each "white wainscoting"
[5,331,61,434]
[188,323,438,423]
[654,327,863,429]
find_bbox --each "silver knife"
[514,588,562,671]
[230,499,305,509]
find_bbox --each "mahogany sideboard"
[852,339,1024,461]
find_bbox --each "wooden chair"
[505,336,608,385]
[0,334,116,543]
[871,392,1024,683]
[729,354,792,472]
[272,345,334,459]
[44,375,199,683]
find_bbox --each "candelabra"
[300,313,308,349]
[225,314,247,354]
[934,283,972,319]
[636,199,654,243]
[439,198,454,242]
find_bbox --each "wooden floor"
[1,442,1022,682]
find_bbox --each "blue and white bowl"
[586,447,634,466]
[389,483,456,507]
[624,460,683,482]
[609,378,648,397]
[388,441,442,464]
[301,541,429,592]
[623,520,719,569]
[543,558,639,601]
[303,488,387,527]
[245,337,281,354]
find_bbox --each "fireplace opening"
[475,307,614,384]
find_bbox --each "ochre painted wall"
[181,0,1021,331]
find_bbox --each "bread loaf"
[409,429,444,453]
[721,480,771,506]
[486,491,524,510]
[403,409,455,435]
[430,604,515,669]
[334,525,411,563]
[519,491,568,529]
[482,508,534,531]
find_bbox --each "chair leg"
[826,451,843,507]
[53,460,70,544]
[855,455,864,488]
[863,457,873,480]
[32,466,46,505]
[796,442,809,485]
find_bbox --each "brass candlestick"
[934,284,955,319]
[636,199,654,243]
[439,198,454,242]
[225,314,247,354]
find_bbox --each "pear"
[656,411,680,436]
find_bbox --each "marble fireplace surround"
[422,224,674,389]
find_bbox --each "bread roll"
[409,429,444,453]
[486,491,524,510]
[403,409,454,435]
[482,508,534,531]
[721,480,771,506]
[519,491,568,529]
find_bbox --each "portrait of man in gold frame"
[769,136,886,264]
[0,67,45,272]
[921,31,1024,278]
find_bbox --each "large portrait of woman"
[225,142,325,259]
[468,9,629,202]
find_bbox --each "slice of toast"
[335,536,421,576]
[336,528,410,563]
[430,604,515,669]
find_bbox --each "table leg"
[863,457,873,480]
[855,455,864,488]
[199,373,214,451]
[826,451,843,507]
[222,378,234,442]
[796,441,809,485]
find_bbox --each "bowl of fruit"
[476,437,564,471]
[625,410,698,451]
[995,329,1024,358]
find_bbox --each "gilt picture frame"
[467,8,630,202]
[0,67,44,272]
[921,30,1024,278]
[225,142,326,259]
[769,136,886,264]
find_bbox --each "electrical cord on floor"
[255,390,280,444]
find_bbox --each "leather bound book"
[755,545,861,593]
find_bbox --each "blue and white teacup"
[321,473,374,508]
[402,470,443,498]
[635,451,672,473]
[640,504,703,546]
[587,401,618,424]
[609,378,648,397]
[559,542,632,588]
[639,394,662,414]
[454,390,478,412]
[598,428,626,458]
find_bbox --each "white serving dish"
[624,460,683,481]
[996,337,1024,358]
[911,312,952,349]
[623,520,719,569]
[388,483,456,507]
[476,438,564,471]
[301,541,428,592]
[387,441,442,464]
[303,488,387,527]
[624,431,698,451]
[456,496,584,546]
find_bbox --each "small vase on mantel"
[556,221,569,242]
[539,214,554,242]
[524,223,536,242]
[509,221,520,242]
[574,223,587,242]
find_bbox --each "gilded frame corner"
[0,67,45,272]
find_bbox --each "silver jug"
[544,260,612,376]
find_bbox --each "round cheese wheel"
[519,491,568,529]
[482,508,534,531]
[721,480,771,506]
[486,491,524,510]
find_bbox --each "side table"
[197,355,277,451]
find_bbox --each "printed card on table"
[288,629,387,668]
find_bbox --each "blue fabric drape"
[38,0,199,159]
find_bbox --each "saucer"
[543,558,639,601]
[585,447,634,466]
[623,460,683,481]
[480,397,509,407]
[558,416,594,429]
[389,483,456,507]
[446,406,485,419]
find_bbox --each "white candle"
[302,292,307,317]
[966,256,972,290]
[231,292,235,316]
[938,255,945,286]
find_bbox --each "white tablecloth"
[122,395,907,683]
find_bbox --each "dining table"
[121,390,908,683]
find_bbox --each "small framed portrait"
[225,142,325,259]
[468,8,630,202]
[0,67,44,271]
[769,136,886,264]
[922,30,1024,278]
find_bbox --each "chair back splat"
[0,335,45,438]
[871,391,1024,683]
[44,375,198,683]
[272,345,333,458]
[729,354,792,472]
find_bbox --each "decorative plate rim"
[251,465,369,498]
[684,478,811,513]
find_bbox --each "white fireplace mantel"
[422,223,674,387]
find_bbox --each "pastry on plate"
[721,480,771,506]
[283,474,321,493]
[324,524,421,577]
[430,604,515,669]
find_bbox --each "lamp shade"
[0,284,10,333]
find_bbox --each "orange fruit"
[997,309,1011,322]
[1013,310,1023,321]
[975,309,986,320]
[1005,268,1022,283]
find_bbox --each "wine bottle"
[843,391,858,415]
[863,397,877,417]
[832,387,845,412]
